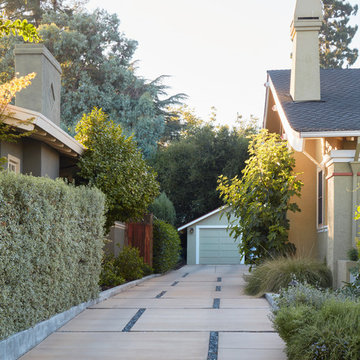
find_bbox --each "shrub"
[149,192,176,225]
[115,246,146,281]
[347,248,359,261]
[0,172,106,340]
[153,219,181,273]
[273,299,360,360]
[244,257,332,296]
[99,254,125,289]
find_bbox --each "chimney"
[290,0,323,102]
[14,44,62,126]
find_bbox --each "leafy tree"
[320,0,358,68]
[0,15,40,41]
[217,130,303,266]
[75,108,159,230]
[151,111,250,226]
[0,8,185,156]
[0,0,87,25]
[149,192,176,226]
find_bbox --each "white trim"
[317,225,328,233]
[317,168,324,229]
[300,130,360,138]
[195,225,229,265]
[325,150,355,167]
[4,105,84,155]
[177,206,228,231]
[268,78,304,152]
[7,154,20,174]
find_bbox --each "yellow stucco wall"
[288,150,318,258]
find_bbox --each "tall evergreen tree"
[0,7,184,156]
[320,0,358,68]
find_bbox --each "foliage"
[153,219,181,273]
[99,253,125,289]
[275,282,358,310]
[347,248,359,261]
[320,0,358,68]
[0,171,106,340]
[0,15,40,41]
[151,116,250,226]
[244,257,332,296]
[0,8,185,156]
[115,246,146,282]
[0,72,37,171]
[149,192,176,226]
[75,108,159,230]
[1,0,87,26]
[341,261,360,297]
[272,283,360,360]
[218,129,303,266]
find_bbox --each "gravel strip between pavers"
[155,291,167,298]
[207,331,219,360]
[213,298,220,309]
[122,308,146,332]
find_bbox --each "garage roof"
[177,206,228,231]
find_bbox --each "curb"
[0,274,161,360]
[265,293,279,310]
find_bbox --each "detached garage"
[178,207,243,265]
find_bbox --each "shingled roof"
[268,69,360,133]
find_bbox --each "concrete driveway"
[21,265,286,360]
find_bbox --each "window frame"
[7,154,20,174]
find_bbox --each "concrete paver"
[20,265,286,360]
[132,308,273,331]
[21,332,209,360]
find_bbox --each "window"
[7,155,20,174]
[317,169,323,226]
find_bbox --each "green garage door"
[199,228,242,265]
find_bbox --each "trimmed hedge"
[0,172,106,340]
[153,219,181,273]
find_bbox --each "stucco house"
[1,44,83,179]
[263,0,359,286]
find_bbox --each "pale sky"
[87,0,360,127]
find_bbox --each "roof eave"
[4,104,84,156]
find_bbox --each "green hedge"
[0,172,106,340]
[153,219,181,273]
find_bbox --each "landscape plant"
[244,257,332,296]
[218,129,303,265]
[272,283,360,360]
[0,172,106,340]
[75,108,159,230]
[153,219,181,273]
[149,192,176,225]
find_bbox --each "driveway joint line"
[155,291,167,298]
[171,281,179,286]
[213,298,220,309]
[182,272,190,278]
[122,308,146,332]
[207,331,219,360]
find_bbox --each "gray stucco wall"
[14,44,62,126]
[1,138,60,179]
[0,141,23,173]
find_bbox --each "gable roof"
[177,206,228,231]
[268,68,360,133]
